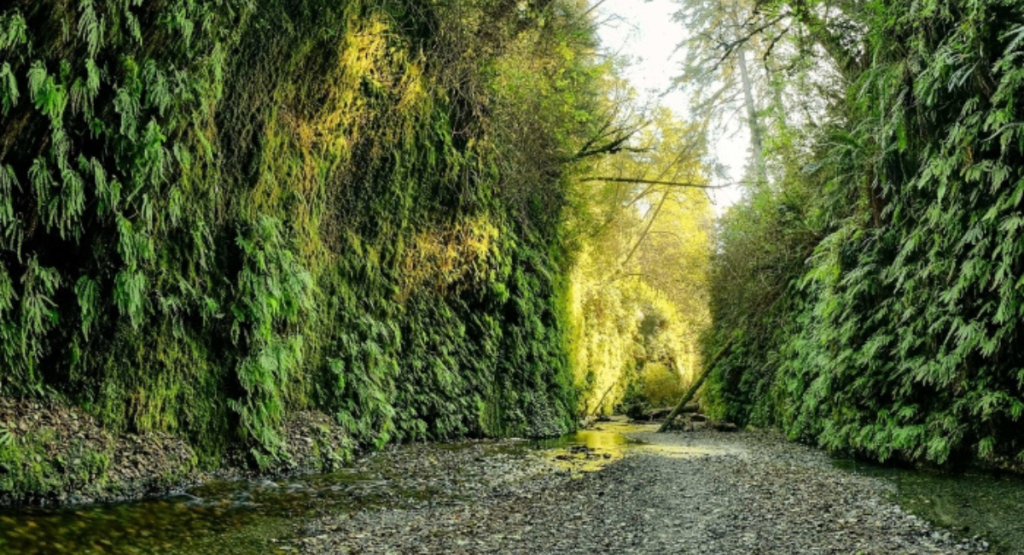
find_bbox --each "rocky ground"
[282,425,990,555]
[0,398,352,505]
[0,417,1003,555]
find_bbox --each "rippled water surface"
[0,466,406,555]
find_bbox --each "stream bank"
[0,398,353,506]
[291,424,993,555]
[1,419,1016,554]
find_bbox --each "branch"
[575,126,646,160]
[619,190,671,268]
[702,14,787,74]
[581,177,738,189]
[785,0,861,79]
[761,23,792,63]
[583,0,610,17]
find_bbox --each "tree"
[671,0,871,187]
[672,0,778,182]
[570,107,714,415]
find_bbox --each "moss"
[0,430,112,502]
[0,0,601,492]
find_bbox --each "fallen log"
[645,407,673,420]
[710,421,738,432]
[645,404,698,421]
[659,337,736,433]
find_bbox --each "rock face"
[0,0,582,482]
[276,412,354,474]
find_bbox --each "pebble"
[280,429,990,554]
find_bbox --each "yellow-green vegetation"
[639,363,686,408]
[568,109,714,415]
[0,0,632,497]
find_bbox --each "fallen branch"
[587,381,618,418]
[580,177,737,189]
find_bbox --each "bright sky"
[594,0,747,215]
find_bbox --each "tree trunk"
[588,381,617,418]
[658,337,736,432]
[736,44,766,183]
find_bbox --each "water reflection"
[0,466,410,554]
[529,420,654,471]
[0,497,293,555]
[835,458,1024,554]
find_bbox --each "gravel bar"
[283,427,989,554]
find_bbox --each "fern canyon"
[1,1,1024,554]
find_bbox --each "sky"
[593,0,748,214]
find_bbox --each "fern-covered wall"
[705,0,1024,469]
[0,0,601,470]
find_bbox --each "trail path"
[288,424,988,554]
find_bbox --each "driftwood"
[645,407,673,420]
[645,403,698,421]
[658,337,736,433]
[710,421,738,432]
[678,402,700,414]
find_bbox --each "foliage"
[0,428,113,500]
[0,0,610,472]
[569,110,714,415]
[635,362,686,408]
[704,0,1024,468]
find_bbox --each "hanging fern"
[707,0,1024,468]
[0,0,599,480]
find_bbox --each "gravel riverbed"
[281,424,990,555]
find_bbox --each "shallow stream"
[1,422,1022,554]
[835,458,1024,554]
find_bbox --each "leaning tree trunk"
[658,337,736,432]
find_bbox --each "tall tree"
[672,0,777,182]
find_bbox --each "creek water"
[834,458,1024,554]
[0,422,647,555]
[0,422,1021,554]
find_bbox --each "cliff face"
[0,0,600,500]
[702,0,1024,469]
